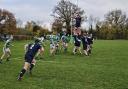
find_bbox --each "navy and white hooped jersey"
[73,35,81,44]
[81,36,88,45]
[25,43,41,58]
[87,36,93,45]
[4,40,11,49]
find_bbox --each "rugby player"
[87,33,94,55]
[0,35,13,63]
[73,34,82,55]
[17,39,44,81]
[81,32,88,56]
[49,35,56,56]
[61,33,69,53]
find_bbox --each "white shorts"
[50,44,55,49]
[3,48,10,54]
[62,42,67,47]
[56,43,59,47]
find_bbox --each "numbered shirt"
[81,36,88,44]
[26,43,41,57]
[73,35,81,43]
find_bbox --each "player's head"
[83,32,87,36]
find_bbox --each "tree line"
[52,0,128,40]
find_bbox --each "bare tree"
[87,15,98,33]
[104,9,128,39]
[105,9,127,27]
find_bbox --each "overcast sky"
[0,0,128,29]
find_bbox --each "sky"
[0,0,128,29]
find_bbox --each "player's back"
[4,40,11,48]
[73,35,81,43]
[26,43,41,57]
[87,36,93,44]
[81,36,88,44]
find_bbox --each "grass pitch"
[0,40,128,89]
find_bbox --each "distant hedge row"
[13,35,33,40]
[0,35,33,41]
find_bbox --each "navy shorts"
[25,54,33,64]
[75,42,81,47]
[83,44,87,50]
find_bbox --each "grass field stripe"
[13,57,22,60]
[12,57,64,63]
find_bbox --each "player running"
[17,39,44,81]
[87,33,94,55]
[54,33,60,54]
[49,35,56,56]
[0,35,13,63]
[61,33,69,53]
[81,32,88,56]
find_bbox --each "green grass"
[0,40,128,89]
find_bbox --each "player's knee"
[24,62,30,70]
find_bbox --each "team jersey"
[55,35,60,42]
[4,40,11,49]
[81,36,88,45]
[25,43,41,58]
[38,37,45,47]
[73,35,81,44]
[87,36,93,45]
[49,35,55,44]
[61,35,69,43]
[40,37,44,43]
